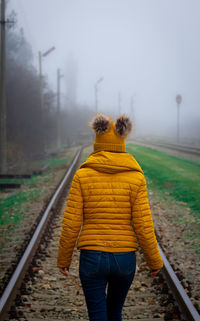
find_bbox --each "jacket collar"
[80,151,143,174]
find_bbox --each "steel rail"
[0,148,82,320]
[1,146,199,320]
[135,140,200,156]
[158,244,200,321]
[152,142,200,156]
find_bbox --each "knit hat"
[89,113,132,152]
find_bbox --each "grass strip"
[127,143,200,214]
[127,143,200,253]
[0,148,76,227]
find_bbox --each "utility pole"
[39,51,43,121]
[0,0,7,174]
[94,84,97,113]
[38,50,46,152]
[130,95,136,136]
[95,84,98,113]
[57,68,64,150]
[38,47,55,152]
[94,77,104,113]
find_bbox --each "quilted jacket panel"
[57,151,163,270]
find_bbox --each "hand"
[150,269,160,278]
[59,267,69,277]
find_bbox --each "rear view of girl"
[57,114,163,321]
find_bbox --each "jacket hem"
[77,245,138,252]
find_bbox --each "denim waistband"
[80,249,135,254]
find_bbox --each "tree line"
[0,4,93,167]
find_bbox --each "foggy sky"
[8,0,200,138]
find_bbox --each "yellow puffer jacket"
[57,151,163,270]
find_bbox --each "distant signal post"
[176,94,182,144]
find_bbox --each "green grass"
[127,143,200,253]
[81,152,91,162]
[40,156,72,168]
[0,148,76,228]
[80,146,93,163]
[0,178,27,184]
[0,189,46,226]
[0,173,54,227]
[127,143,200,214]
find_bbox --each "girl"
[57,114,163,321]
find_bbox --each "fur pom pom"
[89,113,111,134]
[115,115,132,137]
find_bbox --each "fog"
[8,0,200,140]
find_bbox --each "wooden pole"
[0,0,7,173]
[57,68,61,149]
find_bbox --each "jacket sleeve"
[132,176,163,270]
[57,173,83,268]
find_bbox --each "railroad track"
[0,148,78,295]
[0,148,199,321]
[134,140,200,157]
[0,148,82,320]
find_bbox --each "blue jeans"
[79,250,136,321]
